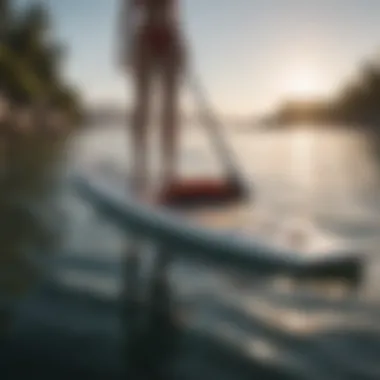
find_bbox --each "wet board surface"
[161,199,362,278]
[88,161,344,253]
[76,165,362,275]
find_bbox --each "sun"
[290,71,319,98]
[282,66,327,100]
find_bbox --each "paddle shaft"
[185,62,246,186]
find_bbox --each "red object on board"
[156,177,248,208]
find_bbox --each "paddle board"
[76,162,363,286]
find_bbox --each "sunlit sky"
[37,0,380,115]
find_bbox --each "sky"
[35,0,380,115]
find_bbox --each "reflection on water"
[68,124,380,295]
[72,124,380,240]
[2,124,380,378]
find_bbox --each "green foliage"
[0,1,81,120]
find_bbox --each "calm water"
[2,124,380,379]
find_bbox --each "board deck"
[88,163,354,254]
[162,199,349,260]
[78,164,363,285]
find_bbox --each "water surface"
[2,124,380,379]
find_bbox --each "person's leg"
[159,46,182,186]
[130,42,152,194]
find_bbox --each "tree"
[0,1,81,121]
[336,59,380,125]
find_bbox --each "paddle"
[185,66,251,199]
[180,8,249,199]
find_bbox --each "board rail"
[72,175,362,283]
